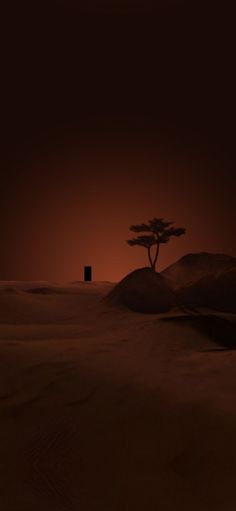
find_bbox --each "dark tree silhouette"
[127,217,186,271]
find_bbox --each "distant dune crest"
[162,253,236,313]
[107,253,236,314]
[0,252,235,315]
[161,252,236,289]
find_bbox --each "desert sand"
[0,277,236,511]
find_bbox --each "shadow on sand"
[161,313,236,351]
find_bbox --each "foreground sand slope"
[0,282,235,511]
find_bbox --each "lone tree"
[127,218,186,271]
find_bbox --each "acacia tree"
[126,218,186,271]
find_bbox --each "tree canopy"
[127,217,186,270]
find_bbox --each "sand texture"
[0,278,236,510]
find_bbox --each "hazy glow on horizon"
[3,145,233,283]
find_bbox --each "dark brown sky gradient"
[1,1,235,281]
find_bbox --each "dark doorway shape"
[84,266,92,282]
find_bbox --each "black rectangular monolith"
[84,266,92,282]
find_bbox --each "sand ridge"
[0,280,235,510]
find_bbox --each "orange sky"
[2,134,235,282]
[1,1,235,281]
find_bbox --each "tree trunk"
[147,247,153,268]
[152,243,160,271]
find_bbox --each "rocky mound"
[105,267,175,313]
[161,252,236,290]
[177,267,236,313]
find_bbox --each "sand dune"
[176,267,236,313]
[162,313,236,350]
[105,254,236,314]
[161,253,236,313]
[0,279,236,510]
[106,267,175,313]
[161,252,236,288]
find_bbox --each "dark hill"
[161,252,236,290]
[176,267,236,313]
[105,267,175,313]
